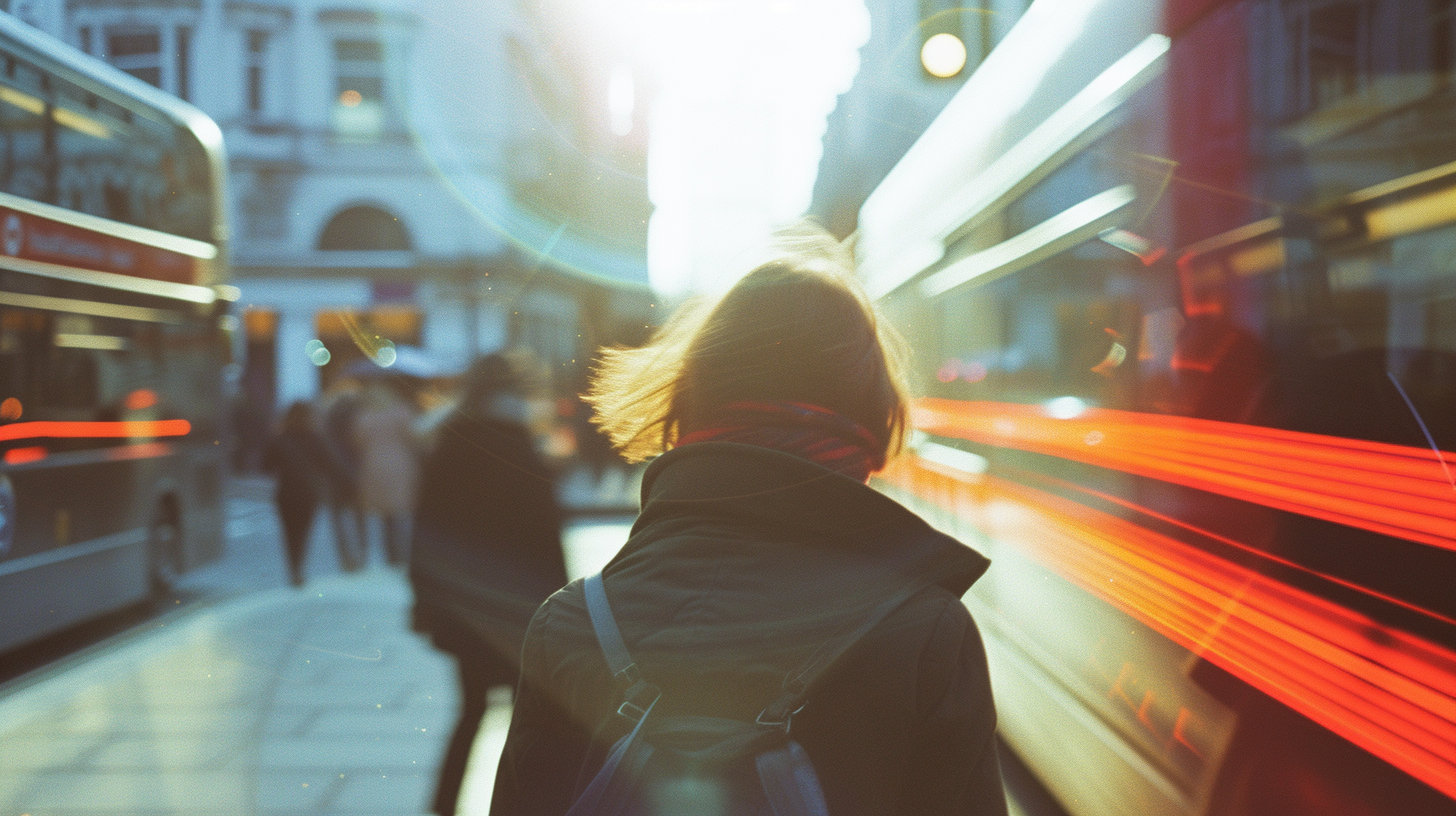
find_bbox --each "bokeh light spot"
[306,339,331,366]
[921,33,967,78]
[123,389,158,411]
[375,343,398,367]
[1044,396,1089,419]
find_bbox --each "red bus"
[859,1,1456,813]
[0,13,233,654]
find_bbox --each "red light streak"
[913,399,1456,551]
[1030,468,1456,630]
[0,420,191,443]
[1170,708,1203,759]
[1136,690,1156,728]
[879,453,1456,799]
[4,446,46,464]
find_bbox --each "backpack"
[566,571,920,816]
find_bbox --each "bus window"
[53,77,126,224]
[166,127,214,242]
[0,56,51,204]
[1,51,213,244]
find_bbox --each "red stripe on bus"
[880,455,1456,799]
[0,441,175,468]
[913,399,1456,551]
[3,445,46,464]
[0,207,202,284]
[0,419,191,442]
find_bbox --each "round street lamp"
[921,32,967,78]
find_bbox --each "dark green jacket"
[410,411,566,673]
[491,442,1007,816]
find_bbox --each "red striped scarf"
[676,401,882,483]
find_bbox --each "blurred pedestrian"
[410,352,566,816]
[318,377,366,571]
[490,226,1007,815]
[230,387,269,474]
[262,401,343,587]
[352,377,421,565]
[571,392,618,482]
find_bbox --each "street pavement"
[0,473,637,816]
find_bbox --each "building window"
[106,28,163,88]
[175,25,190,101]
[334,39,384,108]
[246,30,268,114]
[331,39,386,137]
[77,26,93,55]
[1284,1,1371,118]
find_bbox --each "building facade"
[9,0,652,424]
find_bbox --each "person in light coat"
[352,377,421,565]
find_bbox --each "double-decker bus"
[860,1,1456,813]
[0,13,232,654]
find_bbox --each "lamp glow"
[921,33,967,78]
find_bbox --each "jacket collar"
[629,442,989,596]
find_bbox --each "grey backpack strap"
[757,742,831,816]
[583,571,660,723]
[583,571,634,676]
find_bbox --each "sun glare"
[569,0,871,297]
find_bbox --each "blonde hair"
[586,223,910,465]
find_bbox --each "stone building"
[9,0,653,422]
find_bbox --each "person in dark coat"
[490,228,1007,815]
[410,352,567,816]
[263,401,345,587]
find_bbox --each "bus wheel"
[148,500,183,597]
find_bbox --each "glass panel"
[334,39,383,62]
[106,31,160,59]
[106,27,162,90]
[0,56,52,204]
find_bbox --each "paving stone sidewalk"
[0,571,459,816]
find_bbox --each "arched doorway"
[317,204,412,251]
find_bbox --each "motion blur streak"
[1042,473,1456,630]
[0,420,192,442]
[3,446,46,464]
[880,455,1456,799]
[913,399,1456,551]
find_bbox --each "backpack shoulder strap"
[583,571,634,676]
[758,582,928,729]
[583,571,660,723]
